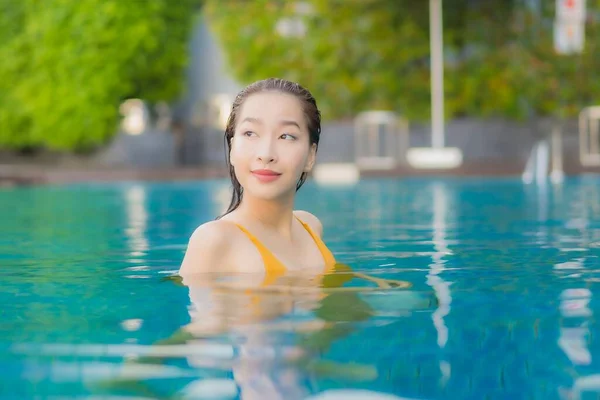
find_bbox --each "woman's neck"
[237,195,296,240]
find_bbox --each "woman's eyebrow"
[279,120,301,129]
[240,117,301,130]
[240,117,261,125]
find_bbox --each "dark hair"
[217,78,321,219]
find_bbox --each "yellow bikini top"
[234,215,336,286]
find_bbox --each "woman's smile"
[251,169,282,183]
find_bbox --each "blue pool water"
[1,177,600,399]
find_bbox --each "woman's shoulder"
[191,219,241,243]
[179,219,243,275]
[294,210,323,236]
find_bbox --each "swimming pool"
[1,176,600,399]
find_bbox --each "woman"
[179,78,408,291]
[180,78,335,281]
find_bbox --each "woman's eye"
[280,133,297,140]
[242,131,255,137]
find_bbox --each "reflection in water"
[554,182,599,399]
[81,265,423,399]
[179,265,413,399]
[558,288,592,363]
[550,181,600,400]
[426,183,452,386]
[558,286,595,400]
[124,185,149,258]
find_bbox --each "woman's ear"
[304,143,317,172]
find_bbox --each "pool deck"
[1,159,598,186]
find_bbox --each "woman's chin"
[244,184,296,202]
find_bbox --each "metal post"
[590,116,599,155]
[369,122,378,160]
[550,126,564,183]
[535,140,550,185]
[579,109,588,165]
[430,0,445,148]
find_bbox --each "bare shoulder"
[179,220,241,276]
[294,210,324,236]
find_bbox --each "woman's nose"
[256,138,277,163]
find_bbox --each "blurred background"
[1,0,599,185]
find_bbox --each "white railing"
[522,139,550,184]
[353,111,409,170]
[579,106,600,166]
[522,126,564,184]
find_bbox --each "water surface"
[1,177,600,399]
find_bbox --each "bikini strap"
[294,216,337,270]
[234,223,264,250]
[233,223,287,276]
[232,223,285,313]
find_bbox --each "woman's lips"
[251,169,281,183]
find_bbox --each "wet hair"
[217,78,321,219]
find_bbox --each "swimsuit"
[233,215,336,286]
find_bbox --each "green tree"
[0,0,201,151]
[205,0,600,122]
[205,0,433,120]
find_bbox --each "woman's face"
[229,91,316,201]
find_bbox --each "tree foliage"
[0,0,201,151]
[205,0,600,122]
